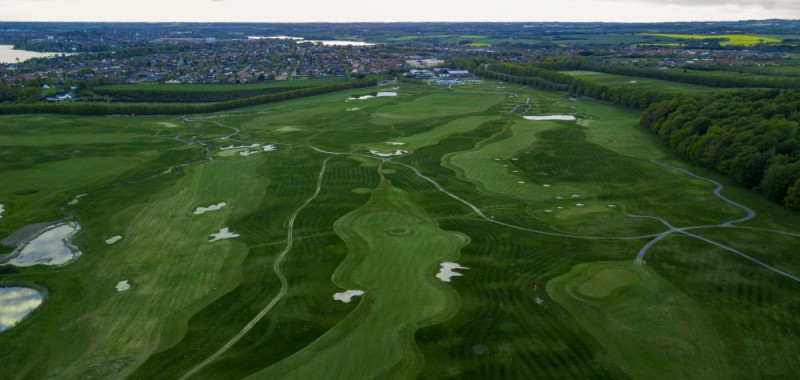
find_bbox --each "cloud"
[633,0,800,11]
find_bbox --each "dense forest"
[0,79,376,116]
[642,90,800,210]
[469,60,800,210]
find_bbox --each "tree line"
[473,61,800,211]
[641,90,800,210]
[476,62,676,109]
[92,85,317,103]
[0,79,376,116]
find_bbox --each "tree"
[785,178,800,210]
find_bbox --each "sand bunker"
[576,203,585,207]
[221,143,260,151]
[115,280,131,292]
[436,262,469,282]
[608,204,618,208]
[209,227,239,242]
[105,236,122,245]
[348,92,398,101]
[239,151,261,157]
[333,290,365,303]
[369,149,408,157]
[571,195,581,198]
[346,108,360,111]
[262,145,276,152]
[543,184,551,188]
[544,210,553,213]
[518,181,526,184]
[194,202,228,215]
[7,223,81,267]
[67,193,88,206]
[386,142,406,146]
[0,287,43,332]
[0,204,4,219]
[524,115,576,121]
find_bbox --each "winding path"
[180,157,333,380]
[632,161,799,283]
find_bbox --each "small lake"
[0,45,69,64]
[0,287,43,332]
[7,223,81,267]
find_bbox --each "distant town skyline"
[0,0,797,23]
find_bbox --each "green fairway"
[563,70,722,94]
[2,80,800,379]
[246,179,468,379]
[547,261,730,380]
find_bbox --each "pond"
[0,45,71,64]
[0,287,43,332]
[6,223,81,267]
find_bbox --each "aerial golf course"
[1,80,800,379]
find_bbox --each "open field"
[1,80,800,379]
[562,70,725,94]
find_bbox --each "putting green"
[547,261,730,380]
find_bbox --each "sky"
[0,0,798,23]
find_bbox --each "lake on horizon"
[0,45,69,64]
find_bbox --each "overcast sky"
[0,0,797,23]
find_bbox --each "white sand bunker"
[347,108,360,111]
[524,115,576,121]
[333,290,365,303]
[436,262,469,282]
[262,144,276,152]
[194,202,228,215]
[608,204,618,208]
[209,228,240,242]
[67,193,88,206]
[386,142,406,146]
[369,149,409,157]
[543,184,551,188]
[348,92,398,101]
[240,151,261,157]
[0,203,4,219]
[544,210,553,213]
[221,143,260,151]
[105,236,122,245]
[571,194,581,198]
[518,181,525,184]
[576,203,585,207]
[115,280,131,292]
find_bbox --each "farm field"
[562,70,725,94]
[1,80,800,379]
[639,33,781,46]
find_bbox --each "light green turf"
[444,119,589,201]
[246,179,469,380]
[360,115,498,153]
[563,70,721,94]
[369,91,505,125]
[547,261,731,380]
